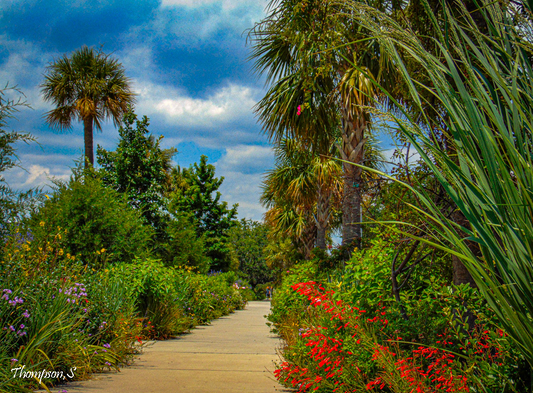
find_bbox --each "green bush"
[270,240,530,392]
[28,173,153,268]
[0,220,247,392]
[159,212,210,274]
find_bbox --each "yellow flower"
[40,221,45,227]
[58,249,64,256]
[101,248,106,253]
[96,251,101,255]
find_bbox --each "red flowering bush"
[272,280,526,392]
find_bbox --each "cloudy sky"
[1,0,397,221]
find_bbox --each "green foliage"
[346,0,533,367]
[160,211,210,273]
[268,261,321,340]
[170,155,238,271]
[270,239,530,392]
[0,222,247,392]
[29,171,152,267]
[97,110,176,236]
[41,45,135,166]
[229,219,273,286]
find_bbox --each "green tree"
[160,211,210,274]
[97,111,176,236]
[29,171,152,267]
[41,46,135,167]
[248,0,397,253]
[262,138,343,256]
[170,155,238,271]
[229,219,273,286]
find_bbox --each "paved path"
[49,301,286,393]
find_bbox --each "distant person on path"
[266,286,271,300]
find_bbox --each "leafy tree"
[229,219,273,287]
[97,111,176,236]
[29,170,153,268]
[262,138,343,254]
[160,210,210,274]
[170,155,238,271]
[41,46,135,167]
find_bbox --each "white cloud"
[153,0,268,42]
[3,164,70,190]
[0,35,56,111]
[137,81,259,129]
[218,170,266,221]
[214,144,273,220]
[216,144,273,174]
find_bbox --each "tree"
[170,155,238,271]
[97,110,176,236]
[248,0,397,254]
[261,138,342,255]
[229,219,273,286]
[41,46,135,167]
[30,171,153,268]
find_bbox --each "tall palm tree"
[249,0,396,254]
[41,46,135,167]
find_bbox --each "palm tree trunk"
[339,106,367,256]
[83,117,94,167]
[315,182,331,250]
[299,214,317,259]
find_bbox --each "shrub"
[28,173,153,268]
[159,212,210,274]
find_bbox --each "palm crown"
[41,46,135,166]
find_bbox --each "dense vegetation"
[248,0,533,391]
[0,79,269,391]
[2,0,533,390]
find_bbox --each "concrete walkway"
[50,301,286,393]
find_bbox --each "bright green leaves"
[97,110,176,237]
[169,155,238,272]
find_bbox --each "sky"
[1,0,396,221]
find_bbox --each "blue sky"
[1,0,396,221]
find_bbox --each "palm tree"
[249,0,395,254]
[41,46,135,167]
[262,138,342,255]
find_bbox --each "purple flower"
[22,310,30,318]
[103,343,111,348]
[9,325,15,332]
[105,362,111,366]
[19,324,25,329]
